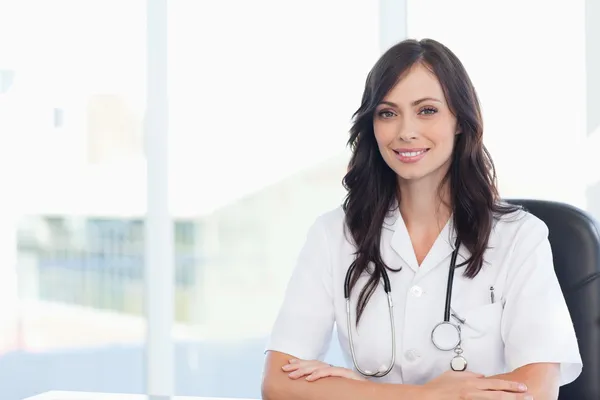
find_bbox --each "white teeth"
[399,150,426,157]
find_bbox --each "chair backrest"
[508,199,600,400]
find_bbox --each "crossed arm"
[262,351,561,400]
[488,363,560,400]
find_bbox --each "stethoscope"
[344,239,466,378]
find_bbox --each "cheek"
[429,118,458,147]
[430,137,455,164]
[434,132,456,151]
[373,125,396,148]
[427,125,457,151]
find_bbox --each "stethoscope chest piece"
[450,353,468,371]
[431,316,468,372]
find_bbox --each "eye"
[377,110,396,119]
[419,107,438,115]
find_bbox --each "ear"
[454,122,461,135]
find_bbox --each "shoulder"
[492,207,549,248]
[312,205,346,235]
[489,207,552,273]
[307,205,356,252]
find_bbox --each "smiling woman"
[261,38,582,400]
[374,72,456,180]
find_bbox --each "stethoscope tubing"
[344,239,461,378]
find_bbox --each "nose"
[398,118,418,141]
[398,128,418,142]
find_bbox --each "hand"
[421,371,532,400]
[281,358,366,382]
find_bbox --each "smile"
[392,148,429,163]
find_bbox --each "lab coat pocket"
[456,302,505,377]
[459,302,504,339]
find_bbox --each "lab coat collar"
[385,204,419,270]
[385,201,469,277]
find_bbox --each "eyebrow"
[378,97,443,108]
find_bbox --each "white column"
[586,0,600,219]
[144,0,174,396]
[0,205,19,352]
[0,84,21,353]
[379,0,407,53]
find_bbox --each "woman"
[261,38,582,400]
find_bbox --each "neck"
[398,177,452,233]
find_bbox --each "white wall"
[407,0,591,210]
[167,0,380,215]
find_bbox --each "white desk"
[24,391,258,400]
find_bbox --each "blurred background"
[0,0,598,399]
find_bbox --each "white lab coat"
[265,205,583,386]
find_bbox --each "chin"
[396,170,428,181]
[394,163,450,184]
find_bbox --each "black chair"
[508,199,600,400]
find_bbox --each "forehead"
[383,63,445,103]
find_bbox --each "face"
[373,63,459,183]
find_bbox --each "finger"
[476,378,528,393]
[446,370,485,379]
[465,372,485,378]
[287,365,322,379]
[287,359,326,367]
[306,367,340,381]
[283,361,316,371]
[305,367,333,382]
[306,367,364,382]
[283,360,323,372]
[281,364,300,372]
[470,392,532,400]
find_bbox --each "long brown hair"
[342,38,520,324]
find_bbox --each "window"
[0,69,15,94]
[0,1,147,399]
[167,1,379,397]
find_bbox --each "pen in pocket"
[490,286,495,304]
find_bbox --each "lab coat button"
[410,285,423,297]
[404,349,420,361]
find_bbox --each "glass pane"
[0,1,147,399]
[167,1,380,398]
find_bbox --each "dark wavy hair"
[342,38,520,324]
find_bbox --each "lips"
[394,149,428,157]
[392,148,429,163]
